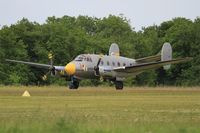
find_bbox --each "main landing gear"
[115,81,123,90]
[69,78,79,89]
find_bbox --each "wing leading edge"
[5,59,51,69]
[135,54,161,63]
[5,59,66,71]
[114,57,192,73]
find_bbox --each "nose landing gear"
[69,77,79,89]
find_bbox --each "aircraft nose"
[65,62,76,75]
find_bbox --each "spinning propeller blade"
[94,55,102,76]
[42,52,55,81]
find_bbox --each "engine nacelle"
[53,66,66,77]
[99,66,115,77]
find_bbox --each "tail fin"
[109,43,120,56]
[161,42,172,70]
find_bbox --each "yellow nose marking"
[65,63,76,75]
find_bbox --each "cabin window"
[107,61,110,66]
[86,57,92,62]
[112,62,115,66]
[83,57,87,61]
[117,62,120,67]
[101,61,104,65]
[123,63,126,66]
[75,56,84,61]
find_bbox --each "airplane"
[6,42,192,90]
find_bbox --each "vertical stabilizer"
[109,43,120,56]
[161,42,172,70]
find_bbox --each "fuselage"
[5,42,189,90]
[67,54,136,80]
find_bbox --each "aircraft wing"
[114,57,192,73]
[5,59,52,69]
[135,54,161,63]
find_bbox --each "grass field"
[0,86,200,133]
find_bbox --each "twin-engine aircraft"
[6,43,192,90]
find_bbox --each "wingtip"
[5,59,11,62]
[185,57,193,61]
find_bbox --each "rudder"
[161,42,172,70]
[109,43,120,56]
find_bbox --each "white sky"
[0,0,199,30]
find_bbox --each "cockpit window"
[75,55,84,61]
[74,55,92,62]
[86,57,92,62]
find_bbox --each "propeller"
[48,53,53,67]
[94,55,102,76]
[42,53,55,81]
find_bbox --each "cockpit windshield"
[74,55,92,62]
[74,55,85,61]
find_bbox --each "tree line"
[0,15,200,86]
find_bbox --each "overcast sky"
[0,0,199,30]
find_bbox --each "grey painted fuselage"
[5,42,192,89]
[72,54,136,80]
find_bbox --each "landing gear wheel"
[69,80,79,89]
[73,80,79,89]
[115,81,123,90]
